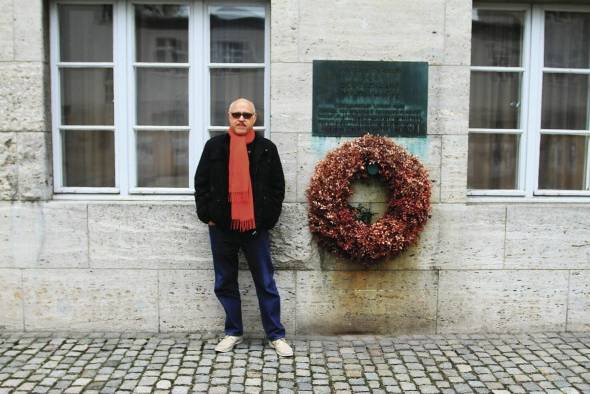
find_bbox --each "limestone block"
[270,63,312,133]
[427,135,442,203]
[13,0,44,61]
[0,0,13,61]
[0,269,23,330]
[16,132,52,201]
[440,134,467,202]
[296,271,438,335]
[444,0,472,65]
[270,132,297,202]
[0,202,88,268]
[270,0,298,62]
[434,204,505,269]
[0,63,47,132]
[23,269,159,331]
[270,203,317,270]
[438,270,569,333]
[0,133,17,200]
[505,206,590,269]
[428,66,470,135]
[88,203,211,269]
[568,271,590,331]
[159,269,296,336]
[297,0,445,63]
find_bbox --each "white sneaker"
[214,335,243,352]
[269,338,293,357]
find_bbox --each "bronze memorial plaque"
[312,60,428,137]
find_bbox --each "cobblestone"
[0,332,589,392]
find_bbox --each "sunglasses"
[230,112,254,120]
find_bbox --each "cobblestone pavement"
[0,331,589,394]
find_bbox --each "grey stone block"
[296,0,445,64]
[23,269,158,331]
[441,135,467,202]
[270,133,298,203]
[0,133,17,199]
[444,0,471,65]
[568,271,590,331]
[0,269,23,330]
[270,203,317,270]
[295,270,438,335]
[428,66,470,135]
[158,269,296,336]
[0,0,13,60]
[270,63,312,134]
[88,203,211,269]
[0,202,88,268]
[438,270,569,333]
[16,132,52,201]
[13,0,45,61]
[270,0,298,62]
[505,206,590,269]
[0,63,47,132]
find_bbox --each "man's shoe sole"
[215,337,243,352]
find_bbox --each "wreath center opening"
[347,176,390,225]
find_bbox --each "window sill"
[52,194,195,202]
[467,195,590,204]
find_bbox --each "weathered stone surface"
[0,269,23,330]
[0,133,17,199]
[159,270,296,335]
[23,269,158,331]
[270,0,299,62]
[270,133,298,203]
[568,270,590,331]
[296,270,438,335]
[438,270,569,333]
[505,206,590,269]
[270,203,317,270]
[444,0,471,65]
[0,63,47,132]
[427,135,442,203]
[428,66,470,135]
[16,132,51,201]
[270,63,312,134]
[0,202,88,268]
[89,203,211,269]
[13,0,44,61]
[0,0,13,60]
[440,134,467,202]
[297,0,445,63]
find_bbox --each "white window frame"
[469,3,590,199]
[49,0,270,198]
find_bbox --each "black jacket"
[194,133,285,230]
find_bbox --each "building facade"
[1,0,589,335]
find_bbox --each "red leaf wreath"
[306,134,432,264]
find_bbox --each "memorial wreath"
[306,134,432,264]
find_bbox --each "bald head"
[228,98,256,113]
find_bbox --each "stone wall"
[1,0,589,335]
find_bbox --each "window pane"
[539,135,588,190]
[469,72,521,129]
[135,5,189,63]
[545,11,590,69]
[136,131,188,188]
[63,130,115,187]
[471,9,524,67]
[541,74,589,130]
[136,68,188,126]
[468,133,519,189]
[61,68,114,125]
[59,5,113,62]
[210,6,265,63]
[210,68,264,126]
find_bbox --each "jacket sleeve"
[194,141,212,224]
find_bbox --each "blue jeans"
[208,226,285,340]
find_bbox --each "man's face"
[228,100,257,135]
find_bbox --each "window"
[468,4,590,197]
[50,1,269,195]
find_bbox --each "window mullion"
[114,0,128,196]
[49,2,64,191]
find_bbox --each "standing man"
[194,98,293,357]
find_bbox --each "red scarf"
[228,127,256,231]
